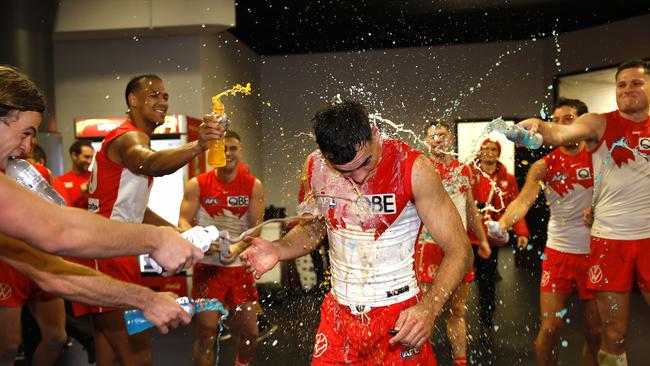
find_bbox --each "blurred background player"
[415,120,491,366]
[498,98,601,366]
[59,140,94,209]
[178,130,265,366]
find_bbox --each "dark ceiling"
[230,0,650,55]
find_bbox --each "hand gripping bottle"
[491,118,543,149]
[486,220,510,243]
[5,157,67,206]
[124,297,229,335]
[207,83,252,167]
[142,225,219,274]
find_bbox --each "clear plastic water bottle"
[124,296,196,335]
[219,231,231,262]
[491,119,543,149]
[486,220,510,243]
[5,157,67,206]
[139,225,220,274]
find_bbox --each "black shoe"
[256,314,278,342]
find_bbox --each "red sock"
[452,355,467,366]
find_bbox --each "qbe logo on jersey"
[358,194,397,214]
[227,195,249,207]
[576,167,591,180]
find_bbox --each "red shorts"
[0,260,57,307]
[415,241,474,284]
[312,293,437,366]
[586,236,650,292]
[71,256,142,316]
[192,264,258,308]
[540,247,594,300]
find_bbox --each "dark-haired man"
[59,140,94,208]
[518,60,650,366]
[72,74,225,365]
[499,98,601,366]
[242,101,472,365]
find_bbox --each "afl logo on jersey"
[203,197,220,205]
[576,168,591,180]
[638,137,650,150]
[227,196,249,207]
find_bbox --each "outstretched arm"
[0,233,190,334]
[498,159,546,241]
[517,113,604,147]
[0,175,202,274]
[107,115,224,177]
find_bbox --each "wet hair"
[312,100,372,165]
[225,130,241,141]
[615,59,650,79]
[0,65,46,121]
[124,74,162,108]
[555,98,588,116]
[32,144,47,164]
[69,139,94,156]
[424,119,452,135]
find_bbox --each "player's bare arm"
[498,159,546,238]
[390,155,472,348]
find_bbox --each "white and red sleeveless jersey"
[433,158,470,229]
[305,139,422,307]
[591,111,650,240]
[87,120,152,223]
[194,168,255,267]
[542,148,593,254]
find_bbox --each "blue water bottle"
[124,297,228,335]
[124,297,196,335]
[491,118,543,149]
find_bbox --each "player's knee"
[196,326,218,348]
[41,328,68,350]
[539,316,563,335]
[602,321,627,345]
[0,336,20,364]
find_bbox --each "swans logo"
[588,265,603,284]
[0,283,11,301]
[540,270,550,287]
[313,333,328,358]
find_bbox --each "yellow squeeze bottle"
[207,97,226,167]
[207,83,251,168]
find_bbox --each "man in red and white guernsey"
[500,99,601,366]
[58,140,94,208]
[241,101,472,365]
[415,120,491,366]
[518,60,650,366]
[178,130,264,366]
[74,74,224,366]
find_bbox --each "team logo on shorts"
[588,265,603,284]
[313,333,328,358]
[576,168,591,180]
[0,283,12,301]
[197,283,209,298]
[540,270,550,287]
[400,346,421,359]
[638,137,650,150]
